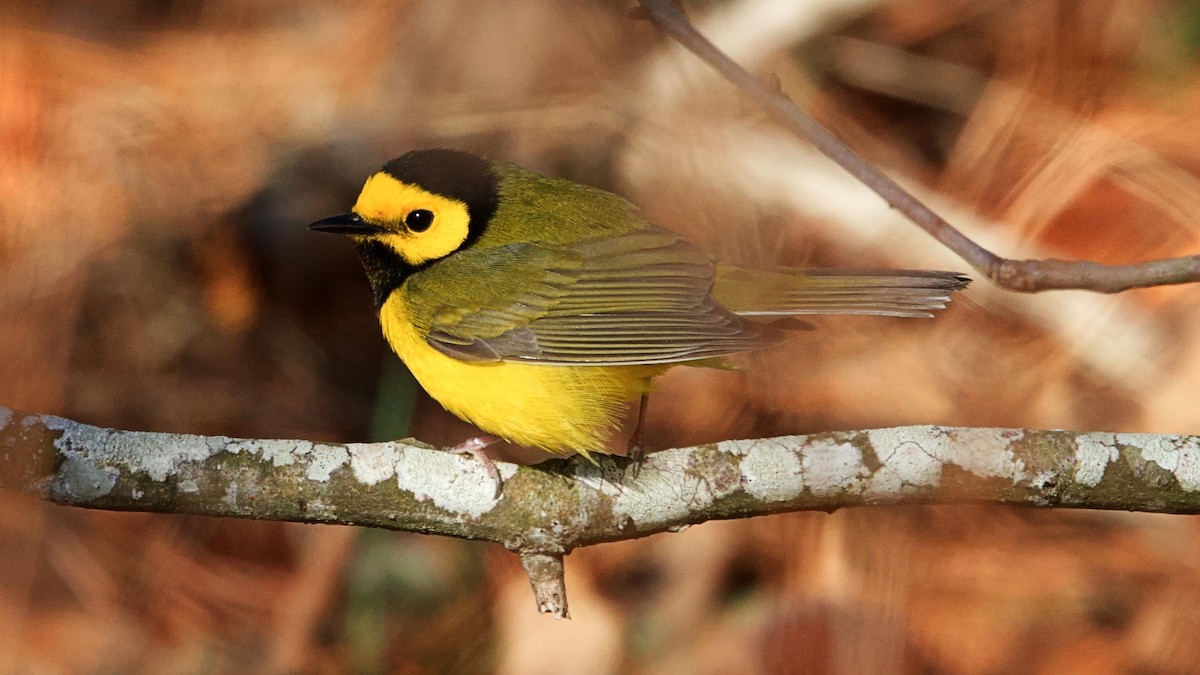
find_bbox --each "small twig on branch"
[634,0,1200,293]
[4,405,1200,614]
[521,552,569,618]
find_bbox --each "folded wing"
[409,227,968,366]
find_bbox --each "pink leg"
[448,435,503,498]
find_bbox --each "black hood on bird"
[308,149,503,308]
[381,149,500,251]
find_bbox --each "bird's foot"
[448,435,503,499]
[626,394,650,479]
[627,429,647,479]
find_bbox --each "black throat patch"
[354,239,415,308]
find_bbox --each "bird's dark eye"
[405,209,434,232]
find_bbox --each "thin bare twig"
[635,0,1200,293]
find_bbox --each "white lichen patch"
[265,439,305,467]
[946,428,1027,482]
[179,479,199,494]
[864,468,902,497]
[348,442,401,485]
[227,438,405,485]
[733,438,804,501]
[56,458,120,500]
[863,427,1033,494]
[121,432,216,482]
[226,438,299,465]
[608,448,718,524]
[47,416,220,488]
[885,441,942,485]
[1116,433,1200,491]
[394,446,511,518]
[867,429,943,488]
[1120,433,1179,472]
[1177,438,1200,491]
[1028,470,1059,490]
[0,407,11,429]
[305,444,349,482]
[862,430,944,498]
[718,438,759,457]
[1074,434,1117,488]
[803,439,866,496]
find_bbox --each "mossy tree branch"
[3,405,1200,616]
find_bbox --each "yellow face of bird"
[351,172,474,267]
[308,149,502,304]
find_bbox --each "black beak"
[308,213,386,235]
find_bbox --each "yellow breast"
[380,290,662,455]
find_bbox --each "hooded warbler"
[310,149,968,461]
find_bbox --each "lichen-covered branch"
[634,0,1200,293]
[4,405,1200,616]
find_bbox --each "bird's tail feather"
[714,266,971,319]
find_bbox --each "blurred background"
[3,0,1200,672]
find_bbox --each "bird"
[310,148,968,478]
